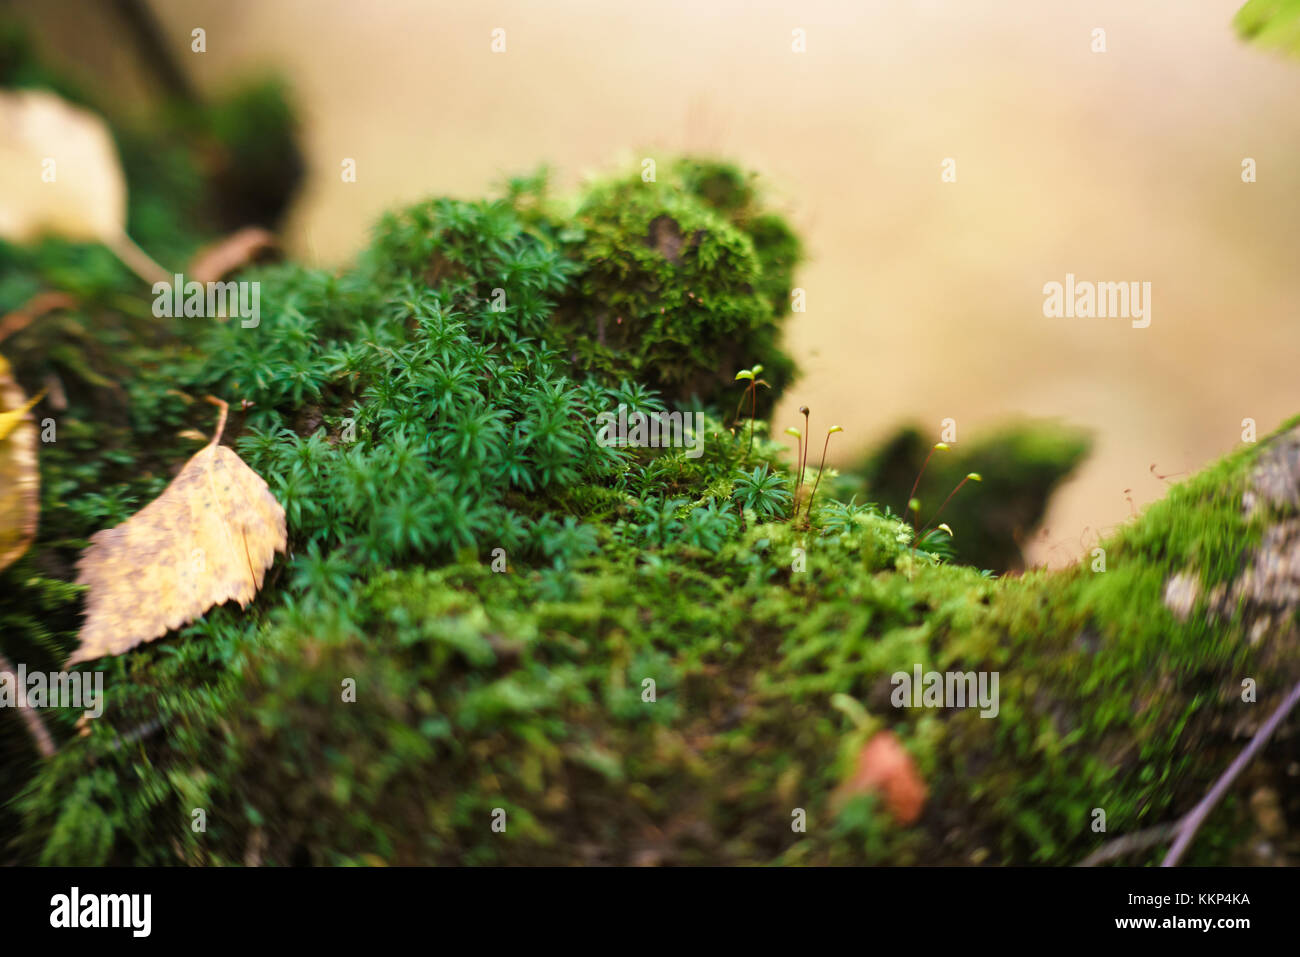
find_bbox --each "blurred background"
[9,0,1300,566]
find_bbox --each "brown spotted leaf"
[68,400,286,665]
[0,354,40,573]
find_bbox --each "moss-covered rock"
[542,159,799,415]
[3,43,1296,866]
[10,404,1297,865]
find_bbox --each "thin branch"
[1077,675,1300,866]
[1162,675,1300,866]
[205,395,230,446]
[1079,822,1178,867]
[107,717,164,752]
[0,651,56,758]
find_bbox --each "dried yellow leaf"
[0,387,42,442]
[68,399,287,665]
[0,354,40,573]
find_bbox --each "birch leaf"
[0,89,125,243]
[0,89,165,282]
[68,398,287,666]
[0,354,40,573]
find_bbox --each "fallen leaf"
[834,730,927,825]
[68,397,286,665]
[0,89,165,283]
[0,382,44,441]
[188,227,278,284]
[0,291,76,346]
[0,355,41,573]
[0,89,122,243]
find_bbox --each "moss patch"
[2,46,1295,863]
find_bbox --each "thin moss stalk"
[804,425,843,524]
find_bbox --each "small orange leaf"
[0,291,76,345]
[836,730,927,825]
[188,227,278,284]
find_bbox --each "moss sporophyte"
[732,365,768,456]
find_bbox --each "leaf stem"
[205,395,229,446]
[106,231,169,286]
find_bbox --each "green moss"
[2,50,1291,863]
[547,160,799,415]
[671,158,803,321]
[857,421,1092,571]
[6,395,1290,863]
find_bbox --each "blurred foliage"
[0,19,301,848]
[1236,0,1300,58]
[857,423,1092,572]
[0,22,302,264]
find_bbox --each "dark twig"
[1078,823,1179,867]
[1162,676,1300,866]
[0,651,56,758]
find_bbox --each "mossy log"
[0,54,1294,861]
[7,405,1298,865]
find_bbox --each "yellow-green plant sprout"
[917,472,983,545]
[731,364,768,457]
[906,441,950,538]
